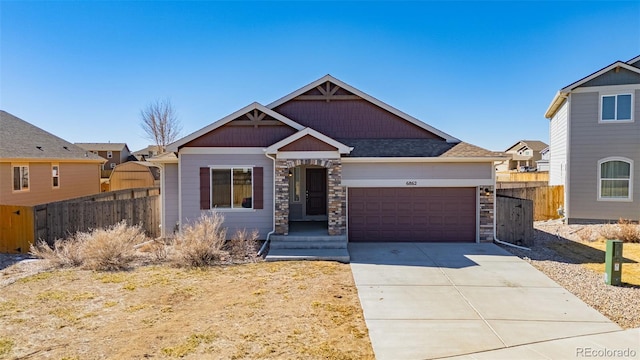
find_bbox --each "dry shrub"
[228,229,260,262]
[29,221,147,271]
[598,219,640,243]
[173,212,228,267]
[576,227,596,242]
[30,237,84,268]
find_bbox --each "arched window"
[598,157,633,201]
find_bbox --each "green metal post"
[604,240,623,286]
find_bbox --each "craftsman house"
[156,75,502,254]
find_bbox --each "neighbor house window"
[598,158,633,201]
[52,164,60,188]
[211,167,253,209]
[601,94,632,121]
[107,151,113,158]
[12,165,29,191]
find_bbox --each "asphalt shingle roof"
[0,110,104,162]
[338,139,502,158]
[75,143,129,152]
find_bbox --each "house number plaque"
[405,181,417,186]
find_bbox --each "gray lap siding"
[180,153,274,239]
[568,90,640,222]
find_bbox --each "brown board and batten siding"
[181,154,273,239]
[567,90,640,222]
[279,135,338,151]
[273,99,444,139]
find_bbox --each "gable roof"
[168,102,304,152]
[75,142,130,152]
[0,110,105,162]
[504,140,548,152]
[267,75,460,143]
[265,128,353,154]
[545,58,640,119]
[133,145,162,155]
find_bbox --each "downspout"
[258,152,277,256]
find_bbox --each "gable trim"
[167,102,304,152]
[265,127,353,154]
[545,61,640,119]
[266,75,460,143]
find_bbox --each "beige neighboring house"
[0,110,105,206]
[133,145,162,161]
[495,140,549,173]
[75,142,133,176]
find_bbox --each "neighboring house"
[536,146,550,172]
[495,140,548,173]
[544,55,640,223]
[75,142,133,176]
[108,161,160,191]
[0,111,105,206]
[133,145,162,161]
[155,75,503,243]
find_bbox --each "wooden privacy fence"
[496,185,564,221]
[496,195,534,247]
[0,205,35,253]
[1,187,160,254]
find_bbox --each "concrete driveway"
[349,243,626,360]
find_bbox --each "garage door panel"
[349,187,476,242]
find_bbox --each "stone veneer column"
[273,157,346,236]
[274,159,290,235]
[478,186,494,242]
[327,159,346,236]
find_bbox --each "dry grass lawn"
[0,261,374,360]
[547,239,640,286]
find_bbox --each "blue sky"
[1,1,639,152]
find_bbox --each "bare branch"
[139,99,182,153]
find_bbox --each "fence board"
[496,196,534,247]
[497,185,564,221]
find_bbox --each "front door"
[306,168,327,215]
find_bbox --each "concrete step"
[269,241,347,250]
[265,248,350,263]
[270,234,347,242]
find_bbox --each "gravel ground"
[500,220,640,329]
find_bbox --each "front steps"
[265,234,349,263]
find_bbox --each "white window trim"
[597,157,633,202]
[12,163,29,192]
[209,166,255,211]
[52,164,60,189]
[599,93,634,123]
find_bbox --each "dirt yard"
[0,260,374,360]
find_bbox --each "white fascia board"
[179,147,264,155]
[341,157,506,163]
[265,127,353,154]
[342,179,494,187]
[167,102,304,152]
[266,74,461,143]
[276,151,340,159]
[627,55,640,64]
[1,157,105,164]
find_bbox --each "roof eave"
[341,156,506,163]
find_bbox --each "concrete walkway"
[349,243,637,360]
